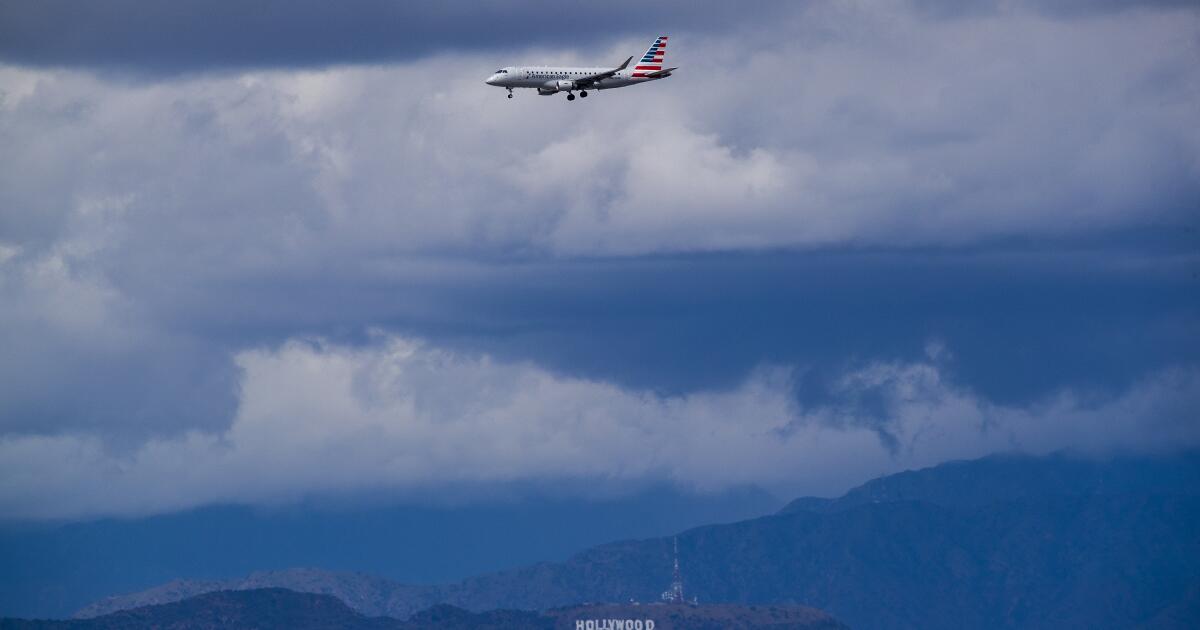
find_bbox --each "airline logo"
[634,36,667,77]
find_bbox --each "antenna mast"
[661,536,685,604]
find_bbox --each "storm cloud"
[1,333,1196,520]
[3,5,1196,256]
[0,1,1190,75]
[0,0,1197,519]
[0,0,779,75]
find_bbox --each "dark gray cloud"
[909,0,1196,18]
[0,0,1197,519]
[0,0,780,75]
[1,1,1190,75]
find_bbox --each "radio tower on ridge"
[661,536,685,604]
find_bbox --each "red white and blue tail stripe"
[633,36,668,77]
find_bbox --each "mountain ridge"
[779,451,1200,514]
[6,588,847,630]
[71,451,1200,629]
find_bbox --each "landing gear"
[506,88,513,99]
[566,93,576,101]
[580,91,588,98]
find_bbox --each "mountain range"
[65,451,1200,629]
[3,588,847,629]
[0,485,778,619]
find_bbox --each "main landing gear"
[567,93,575,101]
[566,91,588,102]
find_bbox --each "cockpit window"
[494,69,508,74]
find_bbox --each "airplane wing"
[573,56,633,87]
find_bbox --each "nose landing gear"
[506,88,513,99]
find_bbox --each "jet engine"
[538,80,577,95]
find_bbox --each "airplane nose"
[485,76,498,85]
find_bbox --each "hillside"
[3,589,844,630]
[547,602,847,630]
[2,589,397,630]
[73,569,438,620]
[779,451,1200,514]
[72,452,1200,629]
[0,487,777,620]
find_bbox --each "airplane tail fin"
[633,36,669,78]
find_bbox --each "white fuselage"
[487,37,673,99]
[485,66,664,94]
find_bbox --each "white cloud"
[0,333,1195,520]
[0,3,1196,265]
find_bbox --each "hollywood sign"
[574,619,655,630]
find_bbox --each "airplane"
[485,36,676,101]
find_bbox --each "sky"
[0,0,1198,522]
